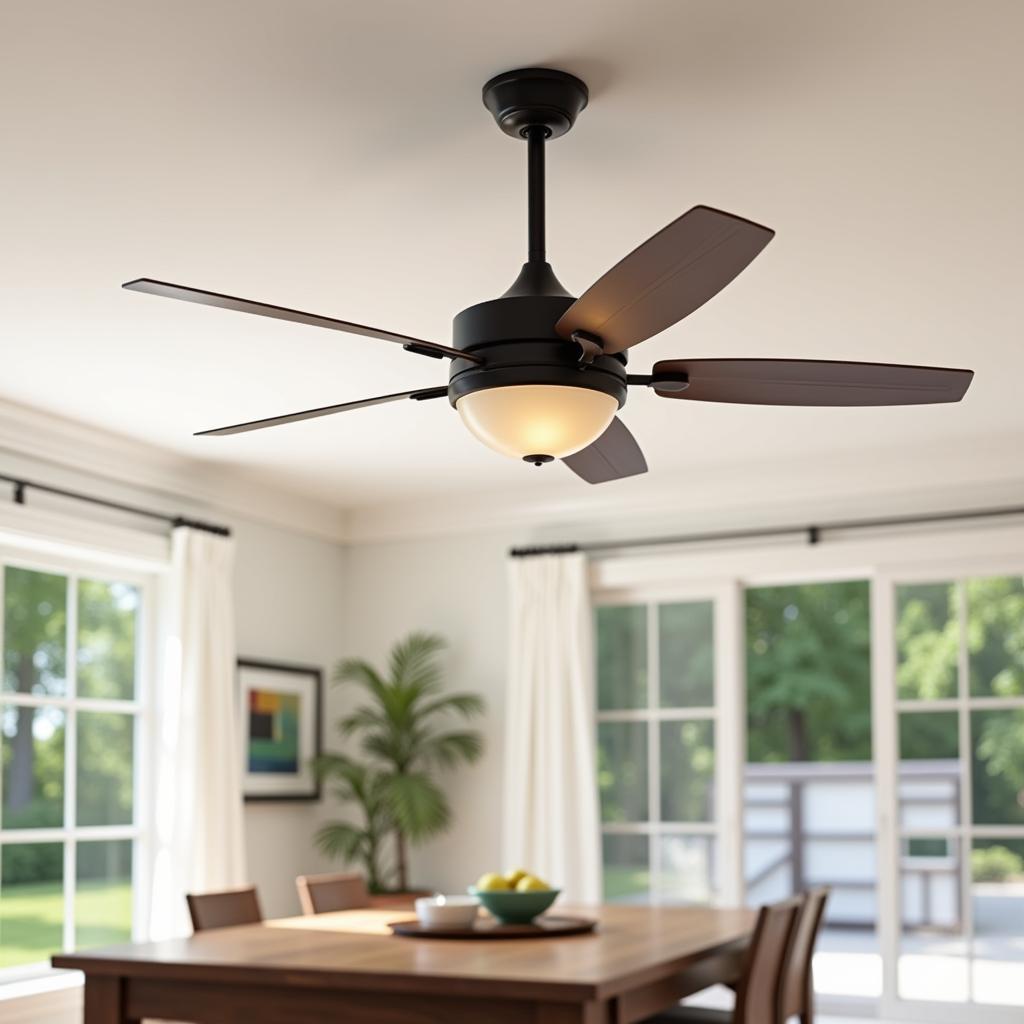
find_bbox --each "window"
[596,600,718,905]
[0,557,151,980]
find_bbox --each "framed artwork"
[238,659,322,801]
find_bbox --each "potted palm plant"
[315,632,484,893]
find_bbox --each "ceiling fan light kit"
[123,67,973,484]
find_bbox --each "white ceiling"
[2,0,1022,513]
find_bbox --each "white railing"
[745,760,960,930]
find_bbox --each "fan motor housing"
[448,294,627,407]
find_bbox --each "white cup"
[414,895,479,930]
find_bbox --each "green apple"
[515,874,550,892]
[475,872,512,892]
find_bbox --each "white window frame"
[0,543,159,985]
[592,519,1024,1024]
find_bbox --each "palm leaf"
[420,730,484,769]
[334,659,389,701]
[418,692,485,722]
[339,706,387,738]
[389,632,446,696]
[380,772,451,841]
[314,822,368,861]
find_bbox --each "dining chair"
[779,888,830,1024]
[186,885,263,932]
[643,895,803,1024]
[296,871,371,915]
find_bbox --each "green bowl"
[468,886,560,924]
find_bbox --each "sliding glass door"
[593,529,1024,1022]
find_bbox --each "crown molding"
[0,397,349,544]
[344,431,1024,546]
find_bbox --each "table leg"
[83,975,138,1024]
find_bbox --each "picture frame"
[238,658,322,801]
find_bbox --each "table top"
[52,904,755,1002]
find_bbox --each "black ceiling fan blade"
[555,206,774,355]
[123,279,480,363]
[195,386,448,437]
[649,359,973,406]
[562,417,648,484]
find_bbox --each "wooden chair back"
[780,888,830,1024]
[733,896,803,1024]
[186,886,263,932]
[296,871,371,915]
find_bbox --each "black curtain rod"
[508,503,1024,559]
[1,473,231,537]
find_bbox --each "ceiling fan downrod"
[482,68,588,301]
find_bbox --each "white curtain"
[147,526,247,939]
[503,552,602,903]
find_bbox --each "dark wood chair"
[296,871,371,915]
[186,886,263,932]
[644,896,803,1024]
[779,888,830,1024]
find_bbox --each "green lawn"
[603,865,650,902]
[0,880,132,969]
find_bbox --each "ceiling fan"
[123,68,973,484]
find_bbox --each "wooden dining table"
[52,903,755,1024]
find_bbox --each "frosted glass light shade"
[457,384,617,459]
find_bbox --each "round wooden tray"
[390,915,596,940]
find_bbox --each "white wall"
[231,517,347,917]
[341,530,517,892]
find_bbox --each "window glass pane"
[746,581,871,761]
[76,840,132,949]
[77,580,139,701]
[0,842,63,969]
[900,711,959,760]
[3,567,67,696]
[77,712,133,826]
[971,838,1024,1006]
[596,606,646,710]
[1,705,64,829]
[898,834,967,1003]
[660,720,714,822]
[602,834,649,904]
[906,837,950,858]
[966,576,1024,698]
[899,712,960,830]
[598,722,647,823]
[659,601,714,708]
[971,709,1024,827]
[656,834,716,904]
[896,582,958,701]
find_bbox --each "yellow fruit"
[504,868,529,887]
[475,872,512,892]
[515,874,550,892]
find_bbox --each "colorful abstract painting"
[247,689,300,773]
[239,660,322,800]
